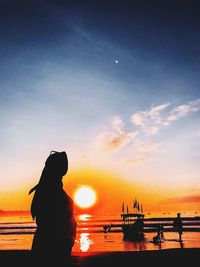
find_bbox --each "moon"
[74,186,96,208]
[115,59,119,63]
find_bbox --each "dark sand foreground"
[0,249,199,267]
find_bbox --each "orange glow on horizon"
[0,167,199,215]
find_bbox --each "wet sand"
[0,248,199,267]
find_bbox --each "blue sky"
[0,0,200,210]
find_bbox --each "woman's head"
[29,151,68,195]
[45,151,68,177]
[29,151,68,219]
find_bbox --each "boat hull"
[122,224,145,241]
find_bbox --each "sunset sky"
[0,0,200,214]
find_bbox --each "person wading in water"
[173,213,183,242]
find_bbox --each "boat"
[121,213,145,240]
[103,198,145,240]
[121,199,145,240]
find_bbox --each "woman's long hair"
[29,151,68,219]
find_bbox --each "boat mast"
[122,202,124,214]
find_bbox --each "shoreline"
[0,248,199,266]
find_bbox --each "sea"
[0,211,200,255]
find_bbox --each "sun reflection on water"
[79,233,94,252]
[79,214,92,221]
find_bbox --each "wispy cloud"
[166,99,200,123]
[125,156,146,164]
[124,141,160,165]
[131,103,170,134]
[95,99,200,160]
[131,99,200,134]
[194,130,200,137]
[96,116,138,152]
[131,103,170,127]
[133,141,160,154]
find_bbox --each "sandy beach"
[0,248,199,267]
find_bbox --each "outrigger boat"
[121,212,145,241]
[103,198,145,241]
[121,199,145,240]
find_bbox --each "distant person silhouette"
[29,151,76,264]
[158,224,164,240]
[173,213,183,242]
[153,231,162,244]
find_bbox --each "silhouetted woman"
[29,151,76,263]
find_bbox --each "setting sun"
[74,186,96,208]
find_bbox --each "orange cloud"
[159,194,200,204]
[125,156,146,164]
[96,116,137,152]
